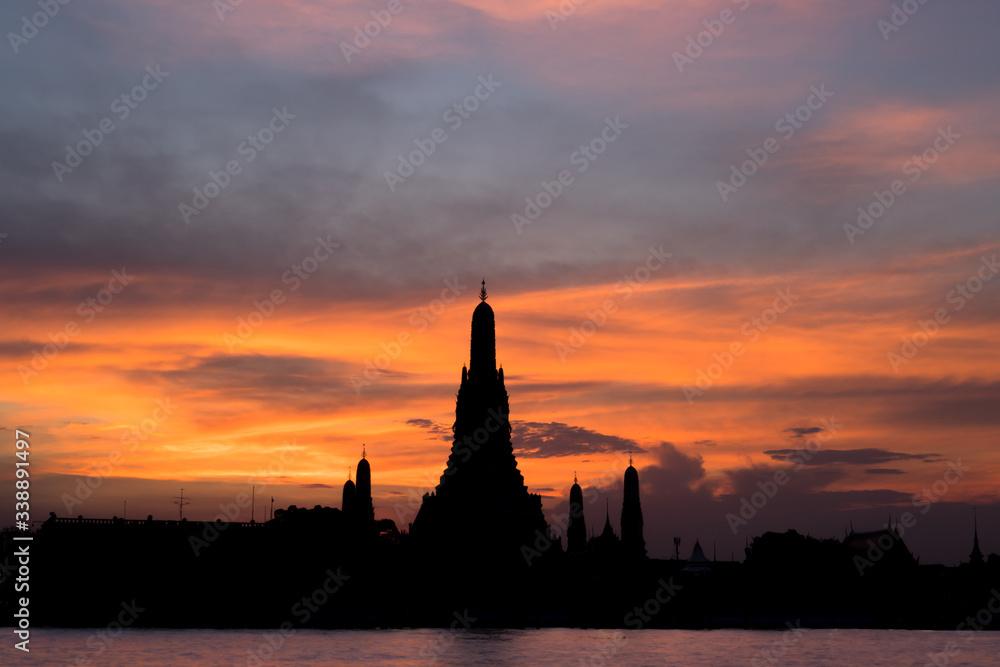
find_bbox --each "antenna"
[251,485,255,524]
[673,536,681,561]
[173,488,191,521]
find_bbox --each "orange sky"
[6,243,1000,532]
[2,0,999,565]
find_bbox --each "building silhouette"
[356,446,374,526]
[15,283,999,631]
[412,282,548,555]
[683,539,711,574]
[567,473,587,554]
[970,508,984,568]
[342,467,355,517]
[620,454,646,559]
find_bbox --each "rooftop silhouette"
[5,288,998,631]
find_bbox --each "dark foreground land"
[3,513,998,631]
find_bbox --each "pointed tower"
[589,498,620,557]
[568,472,587,554]
[342,467,356,516]
[412,282,548,554]
[355,445,374,526]
[601,499,617,541]
[620,453,647,559]
[970,508,984,568]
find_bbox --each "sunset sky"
[2,0,999,565]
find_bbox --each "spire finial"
[362,444,366,459]
[574,471,578,485]
[629,449,633,467]
[479,279,487,301]
[348,466,351,481]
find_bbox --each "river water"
[7,627,998,666]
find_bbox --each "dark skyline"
[2,0,1000,574]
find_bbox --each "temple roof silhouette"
[411,283,547,555]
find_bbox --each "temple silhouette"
[2,284,998,630]
[411,281,549,557]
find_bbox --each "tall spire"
[599,498,617,542]
[621,457,646,559]
[469,284,497,378]
[355,447,374,527]
[410,286,548,556]
[568,473,586,553]
[342,467,356,516]
[971,507,984,566]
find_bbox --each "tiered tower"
[342,467,356,516]
[355,446,374,525]
[568,473,587,554]
[620,454,647,559]
[412,282,548,554]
